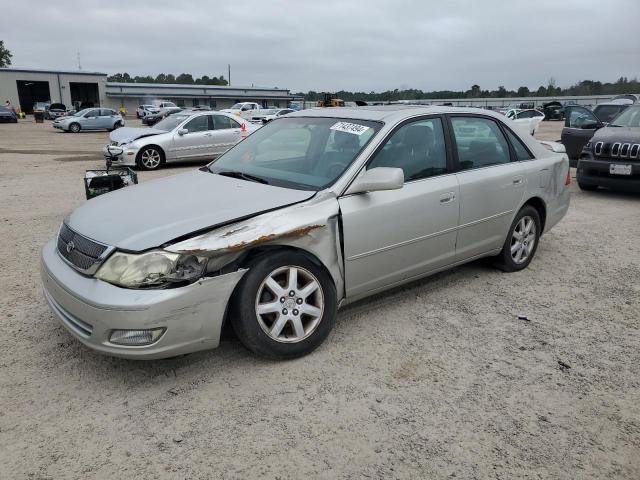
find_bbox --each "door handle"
[439,192,455,204]
[204,132,212,137]
[512,177,523,185]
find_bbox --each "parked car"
[52,108,125,133]
[560,99,635,162]
[505,109,545,136]
[574,105,640,192]
[103,111,257,170]
[153,101,178,109]
[0,106,18,123]
[45,103,68,120]
[250,108,295,124]
[221,102,262,120]
[542,101,564,121]
[136,104,160,118]
[142,107,182,126]
[43,106,570,360]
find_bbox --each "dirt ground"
[0,117,638,479]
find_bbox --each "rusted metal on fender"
[165,192,345,300]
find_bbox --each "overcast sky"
[3,0,639,92]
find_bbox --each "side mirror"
[345,167,404,195]
[178,128,188,136]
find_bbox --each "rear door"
[561,106,602,160]
[212,115,243,155]
[339,116,460,297]
[448,115,526,261]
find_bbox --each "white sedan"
[506,109,545,136]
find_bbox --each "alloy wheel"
[510,215,536,264]
[255,266,324,343]
[140,148,161,169]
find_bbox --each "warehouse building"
[0,68,298,113]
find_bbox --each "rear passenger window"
[451,117,510,170]
[214,115,240,129]
[505,128,533,161]
[368,118,448,182]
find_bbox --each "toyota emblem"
[66,241,75,253]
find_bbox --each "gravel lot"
[0,117,638,479]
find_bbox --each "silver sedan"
[42,106,570,360]
[103,111,258,170]
[53,108,125,132]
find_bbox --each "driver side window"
[368,118,448,182]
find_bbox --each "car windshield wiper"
[216,169,270,184]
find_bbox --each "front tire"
[136,146,164,170]
[231,251,337,359]
[495,206,541,272]
[69,122,81,133]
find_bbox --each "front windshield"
[208,117,382,190]
[153,113,190,131]
[230,103,244,110]
[73,109,89,117]
[609,106,640,127]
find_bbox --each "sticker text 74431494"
[330,121,371,136]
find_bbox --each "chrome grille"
[593,142,640,160]
[57,223,111,274]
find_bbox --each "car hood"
[66,170,315,251]
[109,127,166,144]
[592,126,640,144]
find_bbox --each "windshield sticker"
[330,121,370,135]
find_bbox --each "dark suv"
[560,98,635,163]
[575,105,640,192]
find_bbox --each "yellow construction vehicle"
[316,93,345,108]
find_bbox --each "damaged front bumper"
[102,144,138,167]
[41,240,246,359]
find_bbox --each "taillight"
[565,169,571,186]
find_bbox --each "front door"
[448,115,526,261]
[561,106,602,160]
[339,116,459,298]
[82,109,101,129]
[172,114,212,160]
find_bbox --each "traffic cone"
[241,122,247,141]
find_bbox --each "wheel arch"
[521,196,547,233]
[136,143,166,164]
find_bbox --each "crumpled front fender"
[165,192,345,300]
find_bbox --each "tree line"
[296,77,640,102]
[107,72,228,86]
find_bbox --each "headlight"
[95,250,207,288]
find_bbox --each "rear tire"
[231,251,337,359]
[495,206,541,272]
[69,122,81,133]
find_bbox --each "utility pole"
[77,50,82,70]
[228,64,231,86]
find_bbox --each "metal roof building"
[0,68,298,113]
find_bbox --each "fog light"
[109,328,165,346]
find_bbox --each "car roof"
[286,105,506,123]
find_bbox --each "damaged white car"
[103,111,257,170]
[42,106,570,359]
